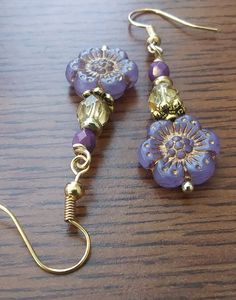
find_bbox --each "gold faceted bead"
[64,181,84,199]
[149,78,185,121]
[77,91,113,135]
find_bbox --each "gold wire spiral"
[71,144,91,181]
[64,195,77,222]
[0,143,92,275]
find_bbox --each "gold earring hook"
[0,204,90,275]
[0,144,91,275]
[128,8,218,38]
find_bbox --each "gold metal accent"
[64,181,84,200]
[77,87,114,135]
[154,76,173,86]
[182,181,194,193]
[92,87,114,111]
[128,8,218,58]
[0,144,92,275]
[128,8,218,37]
[147,35,161,46]
[71,144,91,182]
[149,77,185,120]
[147,42,163,59]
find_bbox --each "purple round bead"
[72,128,96,152]
[148,61,170,81]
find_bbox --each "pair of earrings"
[0,8,220,275]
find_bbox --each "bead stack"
[66,46,138,155]
[64,45,138,201]
[138,36,220,192]
[73,87,114,152]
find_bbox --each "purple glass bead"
[148,61,170,81]
[138,114,220,189]
[72,128,96,152]
[66,46,138,99]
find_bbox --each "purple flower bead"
[66,46,138,99]
[72,128,96,153]
[138,114,220,188]
[148,60,170,81]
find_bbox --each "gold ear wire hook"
[0,204,90,275]
[0,144,91,275]
[128,8,218,38]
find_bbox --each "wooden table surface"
[0,0,236,299]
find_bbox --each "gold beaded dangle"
[129,8,220,192]
[0,45,138,274]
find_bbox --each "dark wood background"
[0,0,236,299]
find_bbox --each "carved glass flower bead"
[66,46,138,99]
[138,115,220,189]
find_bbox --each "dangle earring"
[0,46,138,274]
[129,8,220,192]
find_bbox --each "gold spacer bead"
[93,87,105,97]
[64,181,84,199]
[154,76,173,87]
[103,94,114,112]
[182,181,194,193]
[82,89,92,98]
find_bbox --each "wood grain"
[0,0,236,299]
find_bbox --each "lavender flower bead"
[66,46,138,99]
[138,114,220,188]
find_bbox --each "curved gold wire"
[71,145,91,181]
[128,8,218,37]
[0,204,91,275]
[0,143,92,274]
